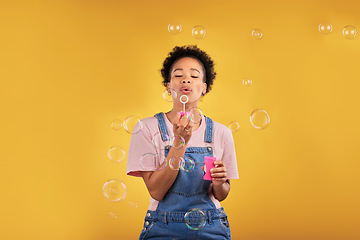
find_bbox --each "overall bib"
[139,113,231,240]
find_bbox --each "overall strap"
[154,113,170,141]
[204,116,213,143]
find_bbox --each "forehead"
[171,57,204,72]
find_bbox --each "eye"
[175,75,182,77]
[192,76,199,78]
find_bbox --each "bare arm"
[211,160,230,201]
[140,112,194,201]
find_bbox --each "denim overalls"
[139,113,231,240]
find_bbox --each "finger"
[179,113,190,128]
[174,112,181,127]
[211,166,227,173]
[211,172,227,178]
[214,160,224,167]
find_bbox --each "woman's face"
[168,57,207,105]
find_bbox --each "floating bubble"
[188,107,204,124]
[192,25,206,39]
[129,201,138,208]
[243,79,252,87]
[140,153,167,171]
[152,131,171,151]
[168,22,182,34]
[111,119,122,130]
[170,135,185,150]
[123,116,142,134]
[184,208,207,230]
[343,25,357,39]
[250,109,270,129]
[180,157,195,172]
[228,122,240,132]
[251,29,263,39]
[169,156,183,170]
[109,212,118,219]
[103,179,127,202]
[107,146,126,163]
[319,22,333,34]
[163,88,177,102]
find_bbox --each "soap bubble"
[319,22,333,34]
[103,179,127,202]
[180,157,195,172]
[163,88,177,102]
[152,131,171,151]
[250,109,270,129]
[243,79,253,87]
[188,107,204,124]
[343,25,357,39]
[107,146,126,163]
[184,208,207,230]
[169,156,183,170]
[170,136,185,150]
[192,25,206,39]
[228,122,240,132]
[123,115,142,134]
[168,22,182,34]
[129,201,138,208]
[109,212,118,219]
[251,29,263,39]
[140,153,167,171]
[110,119,122,130]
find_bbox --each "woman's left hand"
[210,160,228,186]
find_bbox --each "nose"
[182,80,191,84]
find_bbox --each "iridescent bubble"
[140,153,167,171]
[188,107,204,124]
[251,29,263,39]
[343,25,357,39]
[169,156,183,170]
[184,208,206,230]
[243,79,253,87]
[319,22,333,34]
[123,116,142,134]
[107,146,126,163]
[163,88,177,102]
[180,157,195,172]
[250,109,270,129]
[228,122,240,132]
[170,135,185,150]
[103,179,127,202]
[129,201,138,208]
[152,131,171,151]
[111,119,122,130]
[192,25,206,39]
[109,212,118,219]
[168,22,182,34]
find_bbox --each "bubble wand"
[179,95,188,117]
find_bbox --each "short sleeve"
[126,118,158,177]
[221,127,239,179]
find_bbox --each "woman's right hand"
[173,112,194,145]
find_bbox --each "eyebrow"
[173,68,201,74]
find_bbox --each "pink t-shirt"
[126,113,239,210]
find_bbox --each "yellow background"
[1,0,359,239]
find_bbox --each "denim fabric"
[139,113,231,240]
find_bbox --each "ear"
[202,82,207,95]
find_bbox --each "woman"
[127,45,239,239]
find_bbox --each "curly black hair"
[160,45,216,94]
